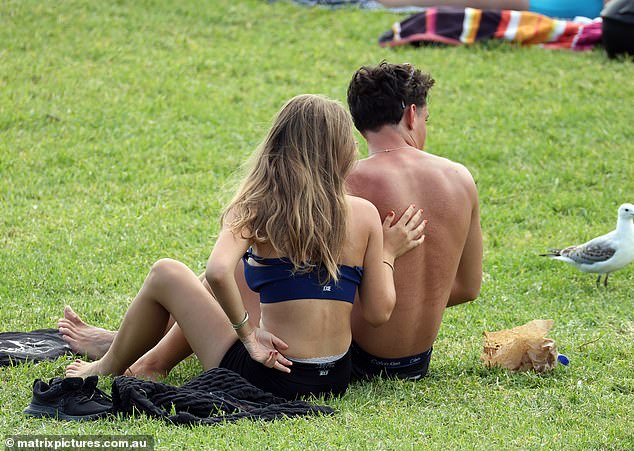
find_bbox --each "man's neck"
[364,126,419,157]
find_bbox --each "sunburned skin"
[348,146,482,359]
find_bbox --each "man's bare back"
[347,149,482,358]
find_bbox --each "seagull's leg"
[604,274,609,287]
[596,274,601,288]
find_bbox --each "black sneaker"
[24,376,112,421]
[80,375,113,408]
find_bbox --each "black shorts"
[219,340,351,400]
[350,341,432,381]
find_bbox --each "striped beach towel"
[379,7,602,51]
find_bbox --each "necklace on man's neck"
[382,145,413,153]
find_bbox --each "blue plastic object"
[557,354,570,365]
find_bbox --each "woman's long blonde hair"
[222,94,357,281]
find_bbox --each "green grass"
[1,0,633,449]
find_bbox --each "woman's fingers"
[395,204,417,226]
[401,208,427,253]
[408,215,427,240]
[382,211,396,229]
[266,350,292,373]
[413,233,426,247]
[410,217,427,239]
[406,208,425,228]
[273,362,292,373]
[394,205,426,231]
[272,335,290,351]
[263,351,293,373]
[400,206,427,240]
[275,353,293,367]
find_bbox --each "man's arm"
[448,172,482,306]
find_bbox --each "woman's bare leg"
[58,306,178,362]
[58,308,184,379]
[377,0,529,9]
[123,262,260,378]
[128,323,193,379]
[63,261,259,378]
[66,258,237,377]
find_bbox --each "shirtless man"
[346,61,482,380]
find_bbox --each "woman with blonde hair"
[65,94,426,399]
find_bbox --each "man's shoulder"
[421,151,466,170]
[350,152,474,181]
[409,152,474,183]
[442,159,475,181]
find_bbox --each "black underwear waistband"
[286,350,351,371]
[351,341,432,369]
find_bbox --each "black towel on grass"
[112,367,335,425]
[0,329,72,366]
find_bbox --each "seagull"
[541,203,634,287]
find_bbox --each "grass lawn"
[1,0,633,449]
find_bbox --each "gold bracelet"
[231,311,249,330]
[382,260,394,271]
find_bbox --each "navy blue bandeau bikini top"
[242,248,363,304]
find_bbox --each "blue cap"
[557,354,569,365]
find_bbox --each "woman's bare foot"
[126,361,168,381]
[58,306,116,360]
[65,359,108,378]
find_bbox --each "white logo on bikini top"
[322,286,332,292]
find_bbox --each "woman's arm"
[206,227,291,372]
[205,228,252,327]
[356,203,426,326]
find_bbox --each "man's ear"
[405,104,417,130]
